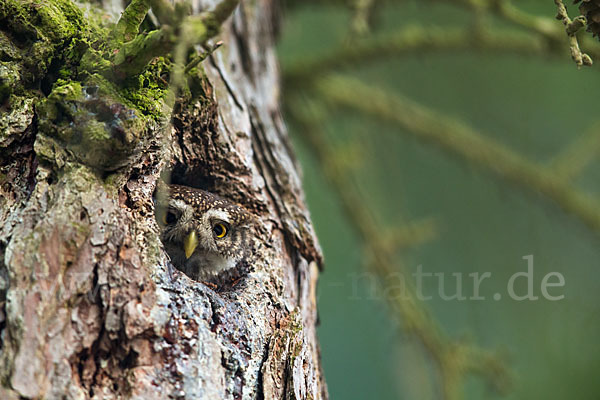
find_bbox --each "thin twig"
[553,0,592,66]
[185,41,223,74]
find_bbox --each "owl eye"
[213,223,228,238]
[164,210,178,225]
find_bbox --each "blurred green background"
[277,1,600,399]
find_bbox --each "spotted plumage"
[156,184,253,281]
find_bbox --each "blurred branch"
[450,0,558,37]
[288,96,511,400]
[111,0,151,43]
[285,25,548,82]
[314,74,600,233]
[148,0,177,25]
[550,122,600,181]
[381,217,439,252]
[164,0,238,107]
[491,0,562,37]
[553,0,592,66]
[283,0,348,7]
[112,0,239,81]
[350,0,377,36]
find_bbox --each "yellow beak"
[184,231,198,259]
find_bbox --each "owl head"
[156,184,253,281]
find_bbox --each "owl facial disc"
[157,184,253,281]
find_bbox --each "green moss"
[110,27,175,82]
[110,0,151,44]
[3,0,220,174]
[31,0,86,42]
[0,31,19,62]
[33,133,68,168]
[187,64,210,99]
[288,308,304,335]
[38,76,149,170]
[0,0,89,84]
[49,79,83,101]
[64,164,98,192]
[0,64,14,104]
[85,119,111,141]
[121,56,171,118]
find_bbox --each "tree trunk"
[0,0,327,399]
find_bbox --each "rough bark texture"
[0,0,327,399]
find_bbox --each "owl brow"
[169,186,250,218]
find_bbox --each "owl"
[156,184,253,281]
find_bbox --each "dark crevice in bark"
[231,10,254,83]
[119,347,139,370]
[281,351,292,400]
[295,259,304,306]
[71,264,105,397]
[0,249,6,352]
[171,99,228,186]
[0,113,37,176]
[207,289,224,333]
[170,97,262,214]
[207,56,244,111]
[86,263,101,303]
[255,341,270,400]
[77,322,103,397]
[221,350,245,400]
[270,111,300,171]
[39,36,80,96]
[251,116,285,222]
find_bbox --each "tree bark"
[0,0,327,399]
